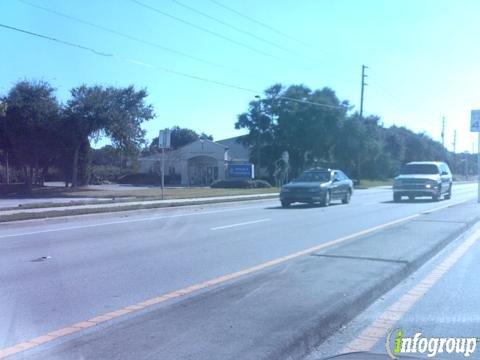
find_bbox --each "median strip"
[343,226,480,354]
[0,193,279,223]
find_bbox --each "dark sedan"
[280,168,354,208]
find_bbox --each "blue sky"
[1,0,479,152]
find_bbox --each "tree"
[236,84,349,178]
[334,114,384,179]
[63,85,154,187]
[3,80,62,189]
[91,145,123,167]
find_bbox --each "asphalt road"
[0,183,478,358]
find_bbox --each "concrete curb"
[0,194,279,223]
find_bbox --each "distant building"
[216,136,249,164]
[138,136,252,186]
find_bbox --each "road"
[0,183,478,359]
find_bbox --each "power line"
[207,0,310,47]
[0,22,345,110]
[17,0,288,85]
[169,0,291,53]
[0,23,113,57]
[17,0,236,72]
[129,0,297,64]
[276,96,346,110]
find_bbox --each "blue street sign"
[228,164,254,179]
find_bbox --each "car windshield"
[294,171,331,182]
[401,164,440,175]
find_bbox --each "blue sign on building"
[227,164,254,179]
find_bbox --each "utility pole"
[452,129,457,176]
[452,129,457,153]
[441,116,446,147]
[360,65,368,118]
[357,64,368,185]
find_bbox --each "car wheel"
[342,190,351,204]
[321,190,331,207]
[444,184,452,200]
[281,200,291,208]
[393,193,401,202]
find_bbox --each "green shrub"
[210,179,271,189]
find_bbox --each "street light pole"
[254,95,262,177]
[161,146,165,200]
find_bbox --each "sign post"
[158,129,171,200]
[470,110,480,203]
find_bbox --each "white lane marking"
[211,218,271,230]
[0,205,269,239]
[343,225,480,354]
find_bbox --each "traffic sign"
[471,110,480,132]
[158,129,171,149]
[472,110,480,203]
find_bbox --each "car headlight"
[425,180,438,188]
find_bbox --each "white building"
[138,137,251,186]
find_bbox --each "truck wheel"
[393,193,401,202]
[281,200,291,208]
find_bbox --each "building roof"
[217,136,250,161]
